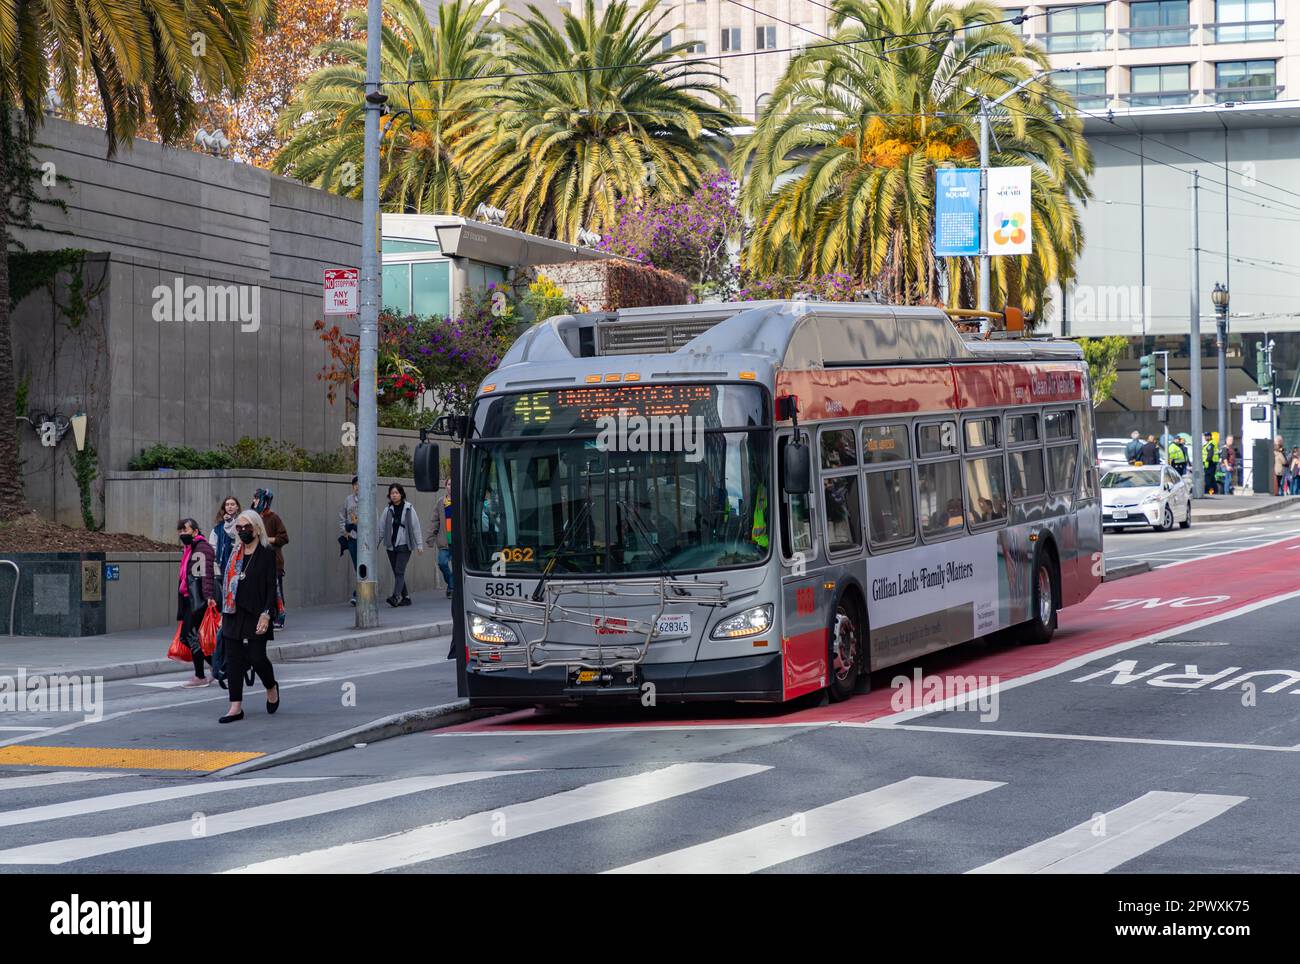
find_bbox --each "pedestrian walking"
[1223,435,1237,494]
[176,518,218,688]
[208,496,241,575]
[217,510,280,724]
[378,483,423,607]
[1275,437,1287,496]
[1125,430,1143,464]
[1291,448,1300,495]
[1138,434,1159,466]
[338,476,360,606]
[252,487,289,628]
[429,477,453,599]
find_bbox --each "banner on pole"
[987,166,1032,255]
[934,168,980,256]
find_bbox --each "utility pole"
[1189,171,1205,499]
[355,0,384,628]
[978,106,990,314]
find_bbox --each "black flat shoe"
[399,596,412,606]
[218,711,244,724]
[216,676,227,691]
[385,595,399,607]
[266,685,280,715]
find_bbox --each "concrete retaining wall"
[105,469,450,616]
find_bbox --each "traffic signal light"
[1139,354,1157,391]
[1256,342,1272,388]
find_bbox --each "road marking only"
[607,776,1002,874]
[968,791,1247,874]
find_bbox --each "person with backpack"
[378,483,424,607]
[428,477,454,599]
[1125,430,1143,464]
[338,476,360,606]
[252,487,289,628]
[176,518,218,688]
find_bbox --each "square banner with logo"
[987,166,1032,255]
[934,168,981,256]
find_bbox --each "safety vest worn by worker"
[751,485,769,549]
[1168,441,1186,465]
[1203,440,1217,464]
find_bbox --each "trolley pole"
[1189,171,1205,499]
[354,0,384,628]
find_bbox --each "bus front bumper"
[466,651,785,706]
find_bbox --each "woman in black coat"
[217,510,281,724]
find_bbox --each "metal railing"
[1118,89,1196,107]
[0,560,17,636]
[1208,83,1283,102]
[1117,24,1194,48]
[1206,19,1282,43]
[1042,28,1112,53]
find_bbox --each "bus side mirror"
[783,439,812,495]
[414,443,440,492]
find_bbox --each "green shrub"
[128,444,233,471]
[377,445,413,478]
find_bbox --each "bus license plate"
[654,614,691,638]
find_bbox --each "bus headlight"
[470,613,519,645]
[711,605,773,640]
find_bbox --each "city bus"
[445,300,1102,706]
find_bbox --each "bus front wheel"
[828,597,866,702]
[1020,551,1059,646]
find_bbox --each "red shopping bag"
[199,604,220,657]
[167,622,191,663]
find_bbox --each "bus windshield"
[465,386,771,576]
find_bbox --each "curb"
[1192,496,1300,523]
[212,699,501,776]
[23,619,453,684]
[1103,561,1151,582]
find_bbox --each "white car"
[1096,437,1132,470]
[1101,464,1191,532]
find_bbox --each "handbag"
[199,603,221,657]
[167,622,191,663]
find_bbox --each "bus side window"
[779,436,814,559]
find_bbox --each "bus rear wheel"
[828,598,865,702]
[1020,552,1059,646]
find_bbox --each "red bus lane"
[446,535,1300,734]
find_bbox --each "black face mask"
[238,530,256,545]
[179,534,193,546]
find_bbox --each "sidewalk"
[1189,492,1300,522]
[0,596,454,682]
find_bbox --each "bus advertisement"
[423,300,1102,708]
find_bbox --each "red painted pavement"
[444,536,1300,734]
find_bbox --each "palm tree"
[0,0,266,519]
[735,0,1092,317]
[274,0,496,213]
[453,0,738,242]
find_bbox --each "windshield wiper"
[531,500,592,602]
[617,499,688,596]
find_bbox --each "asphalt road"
[1103,501,1300,570]
[2,523,1298,874]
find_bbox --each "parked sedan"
[1096,437,1132,470]
[1101,465,1191,532]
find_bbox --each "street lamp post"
[1188,172,1204,498]
[1212,282,1230,485]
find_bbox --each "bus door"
[778,432,827,698]
[1070,402,1103,604]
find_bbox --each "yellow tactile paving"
[0,746,263,772]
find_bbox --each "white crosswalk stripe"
[0,771,528,866]
[968,791,1247,874]
[0,771,126,791]
[608,776,1004,874]
[225,762,771,874]
[0,776,325,830]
